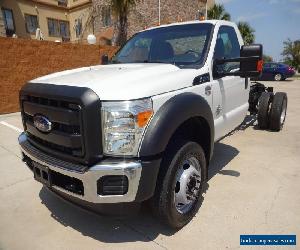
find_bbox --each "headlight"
[101,98,153,156]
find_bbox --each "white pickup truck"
[19,20,287,228]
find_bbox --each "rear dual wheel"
[257,92,272,129]
[269,92,287,131]
[257,92,287,131]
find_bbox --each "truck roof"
[142,19,234,32]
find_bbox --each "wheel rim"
[275,74,282,81]
[280,99,287,125]
[174,157,201,214]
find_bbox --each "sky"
[215,0,300,61]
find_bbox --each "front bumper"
[19,133,160,204]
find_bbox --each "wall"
[0,10,6,37]
[127,0,205,37]
[0,37,118,114]
[69,4,92,43]
[93,0,214,42]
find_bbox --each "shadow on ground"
[38,121,248,243]
[208,142,240,180]
[39,187,176,243]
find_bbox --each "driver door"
[212,25,249,140]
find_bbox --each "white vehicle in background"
[19,20,287,229]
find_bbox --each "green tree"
[111,0,136,46]
[237,21,255,45]
[263,54,273,62]
[282,39,300,70]
[207,4,231,21]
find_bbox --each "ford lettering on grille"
[33,114,52,133]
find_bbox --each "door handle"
[205,86,212,96]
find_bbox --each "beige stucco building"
[1,0,214,44]
[0,9,6,36]
[0,0,92,42]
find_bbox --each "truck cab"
[19,20,267,228]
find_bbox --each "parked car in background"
[255,62,295,81]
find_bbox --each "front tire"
[152,141,207,229]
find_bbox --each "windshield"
[111,23,213,68]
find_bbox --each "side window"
[214,26,241,75]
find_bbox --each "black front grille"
[22,95,84,158]
[20,83,103,165]
[51,171,84,196]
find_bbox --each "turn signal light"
[137,110,153,128]
[257,60,263,72]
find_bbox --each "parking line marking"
[0,121,23,133]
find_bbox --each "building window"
[75,18,82,38]
[25,14,38,34]
[58,0,68,7]
[1,8,15,37]
[60,20,70,38]
[101,6,111,27]
[48,18,60,37]
[47,18,70,38]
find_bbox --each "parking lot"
[0,79,299,250]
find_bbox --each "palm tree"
[207,4,231,21]
[282,39,300,70]
[237,21,255,45]
[111,0,136,46]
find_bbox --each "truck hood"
[30,63,205,100]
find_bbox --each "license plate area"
[33,162,52,187]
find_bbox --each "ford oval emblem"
[33,114,52,133]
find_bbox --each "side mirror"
[101,54,109,65]
[215,44,263,78]
[240,44,263,78]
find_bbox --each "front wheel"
[152,141,207,229]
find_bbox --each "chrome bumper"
[18,133,142,204]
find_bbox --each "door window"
[214,26,241,76]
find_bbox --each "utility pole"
[158,0,161,25]
[205,0,208,19]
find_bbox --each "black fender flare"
[139,92,214,161]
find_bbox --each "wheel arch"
[139,92,214,164]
